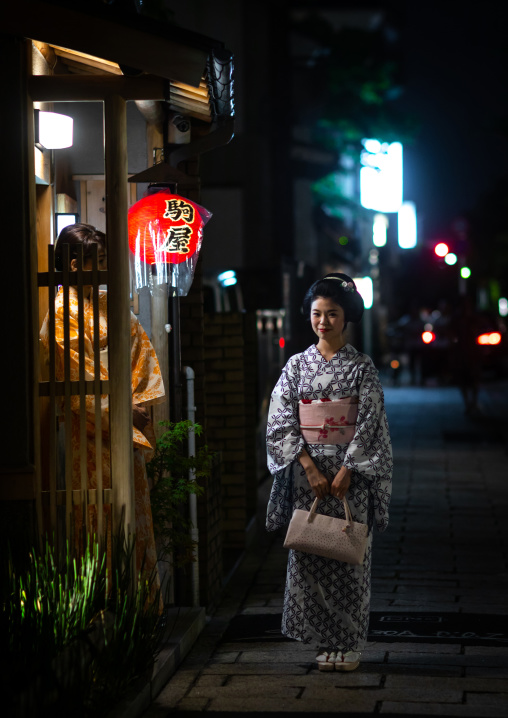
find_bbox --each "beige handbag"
[284,496,368,564]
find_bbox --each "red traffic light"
[434,242,449,258]
[422,331,436,344]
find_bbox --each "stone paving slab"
[463,646,508,655]
[186,684,305,699]
[374,665,462,677]
[204,695,380,712]
[466,692,508,706]
[441,604,508,615]
[388,599,459,607]
[240,605,286,615]
[214,644,312,656]
[465,665,508,677]
[300,686,462,704]
[380,702,499,716]
[369,643,462,654]
[373,578,460,587]
[385,675,508,692]
[224,673,383,688]
[386,652,508,667]
[208,651,241,663]
[201,663,311,676]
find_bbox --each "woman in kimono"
[40,223,165,598]
[266,273,392,671]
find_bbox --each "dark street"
[143,381,508,717]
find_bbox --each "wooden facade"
[0,2,234,604]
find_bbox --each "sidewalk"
[145,382,508,717]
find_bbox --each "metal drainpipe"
[184,365,200,607]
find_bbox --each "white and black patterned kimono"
[266,343,392,651]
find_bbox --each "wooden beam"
[4,1,208,86]
[28,74,167,102]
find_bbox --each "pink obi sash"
[299,397,359,444]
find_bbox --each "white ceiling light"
[35,110,73,149]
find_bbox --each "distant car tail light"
[422,331,435,344]
[477,332,502,345]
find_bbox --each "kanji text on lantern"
[163,199,195,223]
[160,226,192,254]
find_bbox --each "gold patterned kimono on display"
[40,287,165,592]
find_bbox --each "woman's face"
[311,296,346,343]
[86,247,107,271]
[70,245,107,298]
[70,246,107,271]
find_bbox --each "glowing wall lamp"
[353,276,373,309]
[56,213,79,237]
[35,110,73,149]
[398,201,417,248]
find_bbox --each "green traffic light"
[460,267,471,279]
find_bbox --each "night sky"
[398,2,508,241]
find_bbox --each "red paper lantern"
[128,192,204,265]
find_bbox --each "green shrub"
[1,532,162,717]
[147,420,214,567]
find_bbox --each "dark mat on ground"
[171,713,439,718]
[221,612,508,646]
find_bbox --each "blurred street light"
[373,213,388,247]
[398,201,417,248]
[353,276,374,309]
[360,140,403,212]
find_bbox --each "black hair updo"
[302,272,364,328]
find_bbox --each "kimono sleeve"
[130,313,166,451]
[342,358,392,531]
[266,355,305,475]
[130,312,165,407]
[343,358,393,484]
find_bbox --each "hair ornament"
[324,276,355,292]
